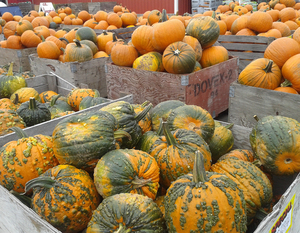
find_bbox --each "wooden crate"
[228,81,300,128]
[0,47,37,72]
[0,94,133,147]
[1,120,299,232]
[94,26,139,42]
[106,56,239,118]
[218,35,275,73]
[29,54,110,97]
[26,73,76,97]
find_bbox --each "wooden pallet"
[218,35,276,73]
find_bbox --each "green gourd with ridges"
[209,121,234,162]
[250,115,300,176]
[0,63,27,98]
[52,110,129,172]
[100,101,153,149]
[164,151,247,233]
[45,94,73,119]
[167,104,215,143]
[145,121,212,189]
[75,26,98,44]
[78,96,110,110]
[16,97,51,126]
[86,193,167,233]
[25,164,101,233]
[94,148,160,200]
[210,158,273,224]
[150,100,185,132]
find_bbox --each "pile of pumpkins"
[1,90,300,232]
[237,26,300,95]
[0,63,112,136]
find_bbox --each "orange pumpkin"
[200,46,229,68]
[247,11,273,33]
[131,25,155,55]
[111,42,138,67]
[21,30,42,48]
[281,54,300,92]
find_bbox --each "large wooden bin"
[29,54,110,97]
[228,81,300,128]
[0,47,37,72]
[106,56,239,118]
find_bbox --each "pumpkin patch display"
[94,148,160,200]
[86,193,167,232]
[25,164,101,233]
[0,127,58,192]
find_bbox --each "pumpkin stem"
[7,62,14,76]
[22,176,56,195]
[140,100,150,108]
[252,159,262,167]
[29,97,37,110]
[211,11,216,19]
[254,208,269,221]
[253,115,259,122]
[134,103,153,123]
[281,79,292,87]
[9,126,28,138]
[10,190,32,208]
[225,123,234,129]
[114,224,131,233]
[50,94,61,107]
[160,9,168,22]
[13,93,20,105]
[263,60,273,73]
[156,118,164,136]
[131,176,152,189]
[102,30,108,36]
[162,120,177,146]
[59,37,69,44]
[73,39,82,47]
[192,150,208,183]
[114,129,132,141]
[112,33,117,42]
[41,35,45,42]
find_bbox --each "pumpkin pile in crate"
[3,94,299,232]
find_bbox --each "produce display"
[0,1,300,232]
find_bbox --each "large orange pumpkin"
[200,46,229,68]
[281,54,300,92]
[247,11,273,33]
[131,25,155,55]
[264,37,300,68]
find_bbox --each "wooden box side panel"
[186,57,239,117]
[29,55,108,97]
[228,82,300,128]
[106,64,186,106]
[218,35,275,73]
[0,48,37,72]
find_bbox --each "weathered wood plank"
[0,95,133,147]
[229,51,264,60]
[218,35,275,44]
[220,43,269,52]
[29,54,109,97]
[106,57,239,118]
[0,47,37,72]
[228,81,300,128]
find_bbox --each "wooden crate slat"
[228,82,300,128]
[220,42,269,52]
[218,35,275,44]
[229,51,264,60]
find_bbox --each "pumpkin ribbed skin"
[63,40,93,63]
[86,193,166,232]
[30,165,100,233]
[133,102,152,134]
[10,87,41,103]
[209,121,234,162]
[200,45,229,68]
[0,64,27,98]
[211,159,273,223]
[162,41,196,74]
[147,122,212,189]
[282,54,300,92]
[167,105,215,143]
[165,152,247,233]
[131,24,155,55]
[0,109,26,136]
[186,16,220,49]
[182,35,203,62]
[218,149,256,162]
[238,58,282,90]
[39,90,58,103]
[150,100,185,132]
[75,26,97,44]
[52,111,118,172]
[45,95,73,118]
[94,149,160,200]
[67,88,100,111]
[101,101,152,149]
[250,115,300,176]
[17,98,51,127]
[78,96,110,110]
[0,130,58,192]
